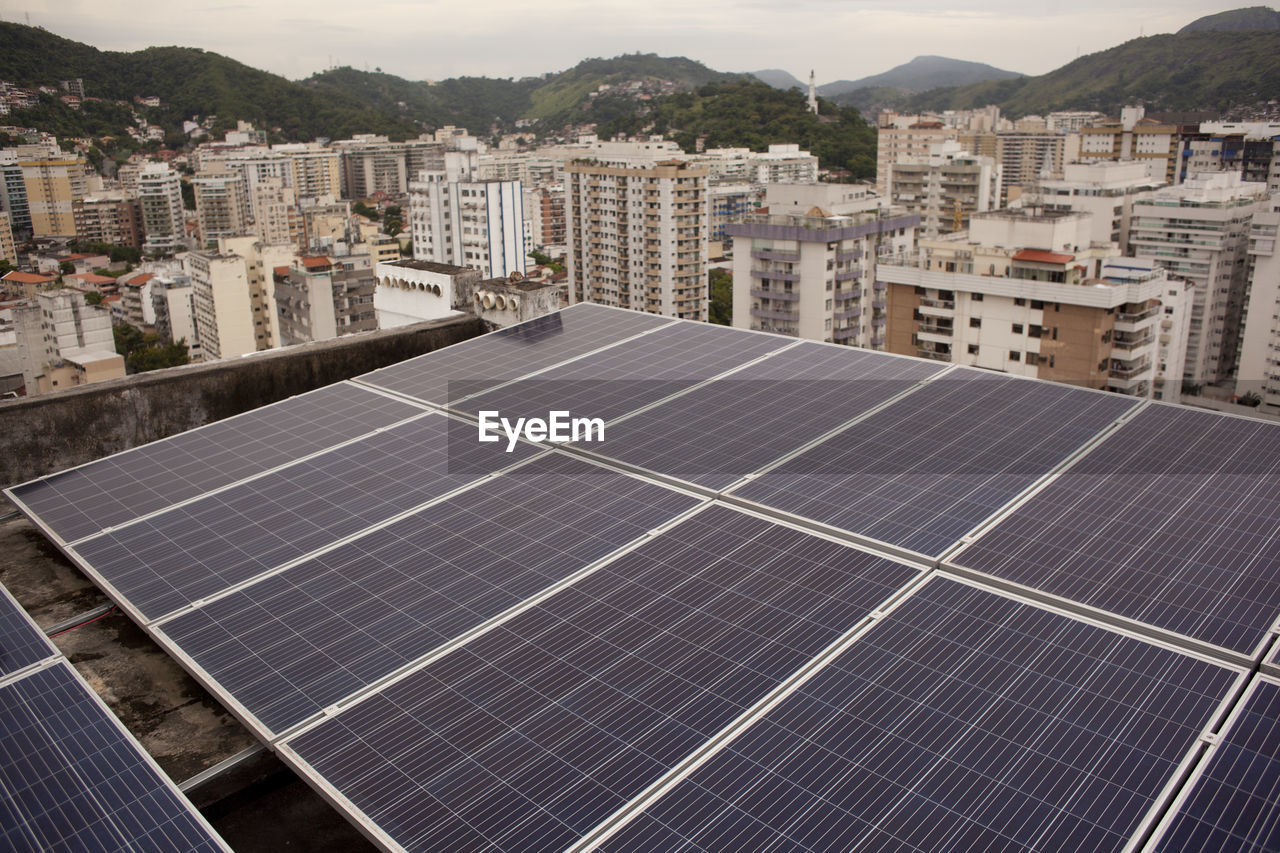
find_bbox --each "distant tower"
[807,70,818,115]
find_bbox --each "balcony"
[751,307,799,321]
[834,327,860,341]
[750,288,799,302]
[1111,332,1155,352]
[835,307,861,321]
[835,270,860,282]
[750,269,799,282]
[1109,358,1152,380]
[751,249,800,262]
[918,321,952,336]
[919,296,954,310]
[1116,305,1160,324]
[834,291,859,303]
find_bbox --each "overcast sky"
[13,1,1255,83]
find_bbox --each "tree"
[59,260,75,275]
[708,268,732,326]
[1240,391,1263,408]
[85,290,104,306]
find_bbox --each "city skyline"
[12,1,1257,86]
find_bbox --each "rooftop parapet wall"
[0,314,488,489]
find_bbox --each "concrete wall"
[1,313,488,488]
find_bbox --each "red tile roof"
[300,256,331,269]
[1012,249,1074,265]
[2,271,54,283]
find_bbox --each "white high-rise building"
[409,150,526,279]
[1129,172,1269,387]
[886,141,1000,238]
[728,184,916,347]
[1235,193,1280,411]
[12,289,124,394]
[1019,160,1166,248]
[565,158,709,321]
[137,163,186,255]
[193,169,251,246]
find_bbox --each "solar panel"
[597,577,1239,853]
[8,382,424,544]
[156,453,702,737]
[0,661,228,852]
[0,584,56,680]
[1154,676,1280,851]
[359,302,674,405]
[71,414,536,623]
[454,319,793,424]
[950,404,1280,655]
[729,370,1136,557]
[584,342,944,490]
[280,504,922,852]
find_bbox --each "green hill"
[0,23,419,140]
[1179,6,1280,32]
[598,81,878,180]
[881,30,1280,117]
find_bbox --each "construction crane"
[953,198,964,233]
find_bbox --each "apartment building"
[876,120,957,196]
[193,169,251,246]
[1176,122,1280,190]
[0,212,15,266]
[886,141,1000,238]
[409,151,526,279]
[272,143,343,200]
[1235,194,1280,411]
[188,251,254,360]
[1077,106,1180,183]
[878,208,1190,400]
[20,153,87,238]
[1019,160,1165,248]
[73,195,144,249]
[565,158,709,320]
[12,289,124,394]
[728,185,917,347]
[1128,171,1269,387]
[0,150,31,237]
[252,178,303,246]
[273,254,377,345]
[957,131,1065,205]
[151,275,200,361]
[137,164,187,255]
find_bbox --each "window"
[915,286,925,295]
[1014,297,1026,307]
[1026,352,1039,366]
[970,317,981,328]
[1049,355,1055,368]
[1051,327,1058,340]
[1029,325,1042,338]
[1010,350,1021,362]
[968,344,979,355]
[1031,300,1045,310]
[971,292,983,301]
[1012,323,1024,334]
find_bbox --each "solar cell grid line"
[453,319,796,426]
[0,584,57,683]
[726,368,1138,560]
[0,660,230,853]
[277,503,924,853]
[7,381,425,545]
[69,413,540,624]
[590,576,1241,853]
[1149,675,1280,852]
[578,341,947,491]
[357,302,677,406]
[154,452,703,739]
[948,403,1280,657]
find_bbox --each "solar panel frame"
[572,341,948,491]
[0,583,58,683]
[724,368,1139,560]
[67,412,540,624]
[946,402,1280,659]
[0,660,230,853]
[588,575,1244,853]
[146,452,705,741]
[6,381,428,546]
[357,302,678,407]
[1148,674,1280,852]
[274,502,928,853]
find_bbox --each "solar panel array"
[0,584,227,851]
[9,301,1280,852]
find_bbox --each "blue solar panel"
[952,404,1280,654]
[72,414,535,622]
[729,370,1136,557]
[1155,677,1280,851]
[0,662,228,852]
[281,504,921,852]
[9,383,423,544]
[0,584,56,680]
[359,302,674,405]
[157,453,701,736]
[455,320,792,424]
[600,577,1238,853]
[584,342,944,489]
